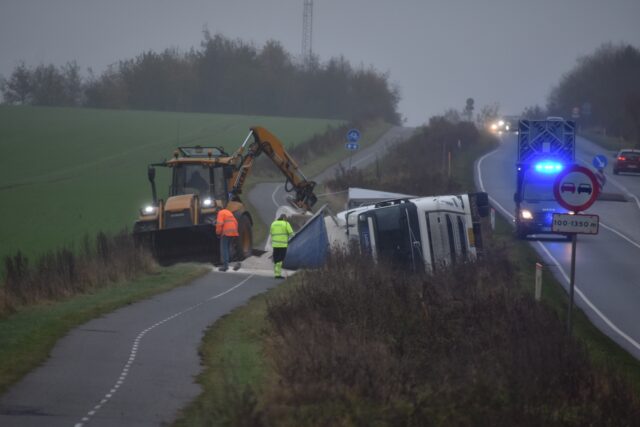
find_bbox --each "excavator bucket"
[136,224,219,265]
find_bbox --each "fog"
[1,0,639,125]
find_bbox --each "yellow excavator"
[133,126,317,264]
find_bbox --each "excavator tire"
[232,214,253,260]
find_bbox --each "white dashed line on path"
[73,274,254,427]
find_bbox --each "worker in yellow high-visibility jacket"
[270,214,294,279]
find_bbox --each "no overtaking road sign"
[553,165,599,212]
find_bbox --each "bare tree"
[476,103,500,127]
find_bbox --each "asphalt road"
[247,125,416,231]
[476,133,640,359]
[0,271,277,427]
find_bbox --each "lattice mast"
[302,0,313,61]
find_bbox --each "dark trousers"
[220,235,235,268]
[273,247,287,263]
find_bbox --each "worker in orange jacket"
[216,207,240,272]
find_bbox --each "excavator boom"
[230,126,317,211]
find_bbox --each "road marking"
[476,149,640,354]
[271,184,283,208]
[351,151,376,168]
[73,274,255,427]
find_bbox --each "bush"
[1,231,155,315]
[259,248,639,426]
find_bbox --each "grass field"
[0,106,344,265]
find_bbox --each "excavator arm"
[229,126,317,211]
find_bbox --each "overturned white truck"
[324,192,490,272]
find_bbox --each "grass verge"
[490,215,640,391]
[0,263,208,395]
[580,130,637,152]
[173,277,296,426]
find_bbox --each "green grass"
[0,263,209,395]
[580,130,637,152]
[0,106,344,265]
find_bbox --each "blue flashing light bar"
[534,161,563,174]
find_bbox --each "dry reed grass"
[1,231,155,316]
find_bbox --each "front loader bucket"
[136,224,220,265]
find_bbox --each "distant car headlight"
[141,205,157,215]
[202,198,213,207]
[521,209,533,220]
[505,125,510,131]
[491,123,498,131]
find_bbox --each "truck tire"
[515,226,527,240]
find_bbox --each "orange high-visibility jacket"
[216,208,239,237]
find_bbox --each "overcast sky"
[1,0,639,125]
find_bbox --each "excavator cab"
[134,145,252,264]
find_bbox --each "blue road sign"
[592,154,608,170]
[345,142,359,151]
[346,129,361,143]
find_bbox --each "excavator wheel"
[232,214,253,260]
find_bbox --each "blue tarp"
[282,208,329,270]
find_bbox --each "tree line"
[524,43,640,143]
[0,32,401,124]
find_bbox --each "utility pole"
[302,0,313,62]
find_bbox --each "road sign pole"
[567,233,577,334]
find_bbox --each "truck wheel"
[515,227,527,240]
[234,215,253,260]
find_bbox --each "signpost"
[347,129,361,143]
[553,165,600,334]
[345,129,361,168]
[592,154,607,170]
[592,155,607,190]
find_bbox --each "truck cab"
[355,193,489,273]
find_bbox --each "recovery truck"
[513,119,576,239]
[133,126,317,264]
[326,192,489,273]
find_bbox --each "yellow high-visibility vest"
[270,220,293,248]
